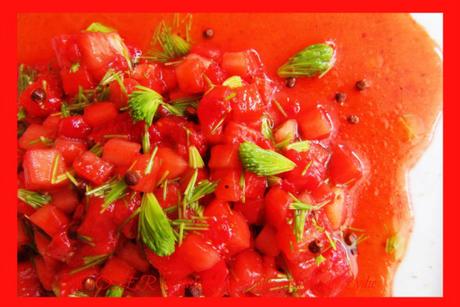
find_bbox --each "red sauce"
[17,13,442,296]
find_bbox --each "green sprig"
[239,141,296,176]
[278,43,335,78]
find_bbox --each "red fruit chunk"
[54,136,87,165]
[29,205,69,237]
[18,124,54,150]
[83,102,118,128]
[102,138,141,167]
[78,31,130,81]
[175,55,210,94]
[157,147,188,180]
[100,257,136,286]
[128,154,161,192]
[46,231,74,262]
[73,151,114,185]
[234,198,264,225]
[297,106,334,140]
[42,114,62,137]
[222,50,263,80]
[255,226,280,257]
[243,171,267,200]
[264,187,291,229]
[208,144,240,169]
[230,83,265,122]
[224,121,272,149]
[145,249,193,280]
[57,115,91,139]
[23,149,67,190]
[213,169,242,202]
[116,241,150,273]
[197,86,233,143]
[328,144,364,185]
[33,256,56,291]
[108,77,139,108]
[199,260,229,297]
[50,186,79,214]
[228,249,264,296]
[60,65,94,95]
[226,211,251,255]
[132,63,167,93]
[177,233,221,272]
[77,197,118,247]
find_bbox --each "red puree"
[17,13,442,297]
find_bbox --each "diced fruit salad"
[17,18,365,297]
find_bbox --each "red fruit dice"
[23,149,67,190]
[83,102,118,128]
[73,151,114,185]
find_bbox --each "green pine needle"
[128,85,164,126]
[239,141,296,176]
[17,189,51,209]
[139,193,176,256]
[278,43,335,78]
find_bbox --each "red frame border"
[2,0,458,306]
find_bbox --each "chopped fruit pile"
[17,18,365,297]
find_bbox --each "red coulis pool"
[17,13,442,297]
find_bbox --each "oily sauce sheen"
[17,13,442,296]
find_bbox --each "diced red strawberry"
[102,138,141,167]
[60,65,94,95]
[198,260,228,297]
[29,205,69,236]
[54,136,87,165]
[228,249,264,296]
[23,149,67,190]
[264,187,291,229]
[50,185,79,213]
[73,151,114,185]
[33,256,56,291]
[157,147,188,180]
[208,144,241,169]
[77,31,131,81]
[328,144,364,185]
[57,115,92,139]
[100,257,136,286]
[116,241,150,273]
[297,106,334,140]
[177,233,221,272]
[221,50,263,81]
[255,225,280,257]
[83,102,118,128]
[18,124,54,150]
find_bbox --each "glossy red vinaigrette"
[16,13,442,297]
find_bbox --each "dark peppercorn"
[83,277,96,291]
[125,171,141,186]
[347,115,360,124]
[285,77,296,88]
[335,92,347,104]
[31,88,46,102]
[355,79,369,91]
[308,240,322,254]
[203,28,214,39]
